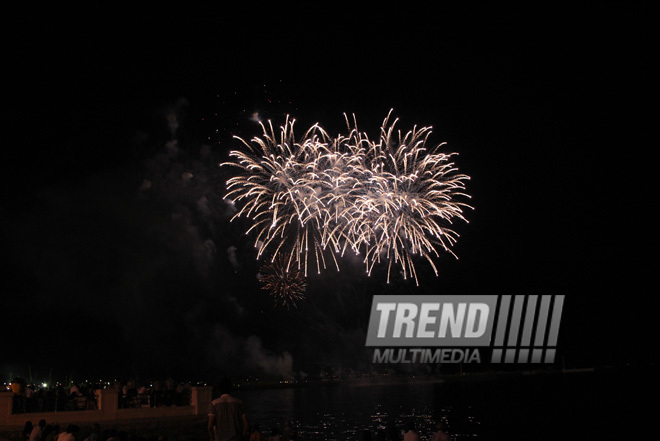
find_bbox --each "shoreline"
[0,366,636,441]
[233,365,602,390]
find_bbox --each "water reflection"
[235,381,480,440]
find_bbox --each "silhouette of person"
[29,419,46,441]
[22,421,33,441]
[249,424,263,441]
[431,421,450,441]
[403,422,419,441]
[207,378,248,441]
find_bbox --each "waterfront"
[1,368,645,440]
[228,367,644,440]
[234,370,612,440]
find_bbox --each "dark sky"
[2,9,655,383]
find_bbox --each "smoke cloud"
[245,335,294,379]
[206,324,294,379]
[227,245,239,270]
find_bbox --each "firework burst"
[258,254,307,308]
[341,111,472,284]
[222,110,472,286]
[223,116,345,276]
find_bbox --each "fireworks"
[222,110,472,285]
[258,255,307,308]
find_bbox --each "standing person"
[249,424,263,441]
[207,378,248,441]
[282,422,293,441]
[403,422,419,441]
[11,378,26,413]
[21,421,33,441]
[431,422,450,441]
[266,428,281,441]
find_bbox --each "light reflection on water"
[188,371,623,440]
[234,381,480,440]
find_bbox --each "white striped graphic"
[491,295,564,363]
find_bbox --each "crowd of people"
[16,418,450,441]
[9,382,97,413]
[19,420,171,441]
[10,378,453,441]
[8,377,194,414]
[116,378,193,409]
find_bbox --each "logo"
[366,295,564,364]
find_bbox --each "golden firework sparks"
[222,110,472,285]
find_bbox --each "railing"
[118,391,191,409]
[9,390,193,414]
[11,393,98,413]
[0,387,212,429]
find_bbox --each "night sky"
[2,9,655,384]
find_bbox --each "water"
[230,369,643,441]
[10,369,629,441]
[237,380,464,440]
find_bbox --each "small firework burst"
[258,255,307,308]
